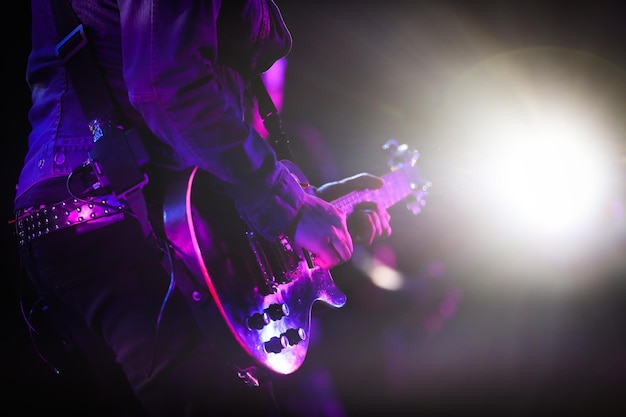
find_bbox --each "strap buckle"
[55,23,87,64]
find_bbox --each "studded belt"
[15,195,129,246]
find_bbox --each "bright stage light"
[475,104,615,240]
[370,263,404,291]
[428,47,626,290]
[439,48,623,240]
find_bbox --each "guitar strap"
[251,76,296,163]
[51,0,153,239]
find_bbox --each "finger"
[359,210,376,245]
[348,208,369,244]
[366,204,391,236]
[313,253,333,269]
[351,207,392,245]
[367,210,389,242]
[332,233,353,263]
[376,208,392,237]
[312,245,342,269]
[383,212,392,236]
[310,230,352,269]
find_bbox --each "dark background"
[4,1,625,416]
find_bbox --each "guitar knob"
[247,311,270,330]
[264,335,289,354]
[265,303,289,321]
[283,328,306,346]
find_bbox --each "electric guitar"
[162,140,429,375]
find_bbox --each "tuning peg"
[382,139,399,155]
[406,197,424,215]
[406,181,432,215]
[384,139,421,169]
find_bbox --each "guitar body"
[162,140,428,375]
[162,163,347,375]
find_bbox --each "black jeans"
[18,211,279,416]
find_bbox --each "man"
[14,1,391,415]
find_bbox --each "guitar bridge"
[245,231,302,295]
[274,234,304,280]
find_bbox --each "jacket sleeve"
[118,0,303,240]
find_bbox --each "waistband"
[15,195,128,246]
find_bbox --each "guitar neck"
[331,169,412,212]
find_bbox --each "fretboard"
[331,169,413,212]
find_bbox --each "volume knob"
[265,303,289,321]
[247,311,269,330]
[264,335,289,354]
[283,328,306,345]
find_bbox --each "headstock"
[383,139,432,215]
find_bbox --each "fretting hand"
[317,173,392,245]
[290,173,392,269]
